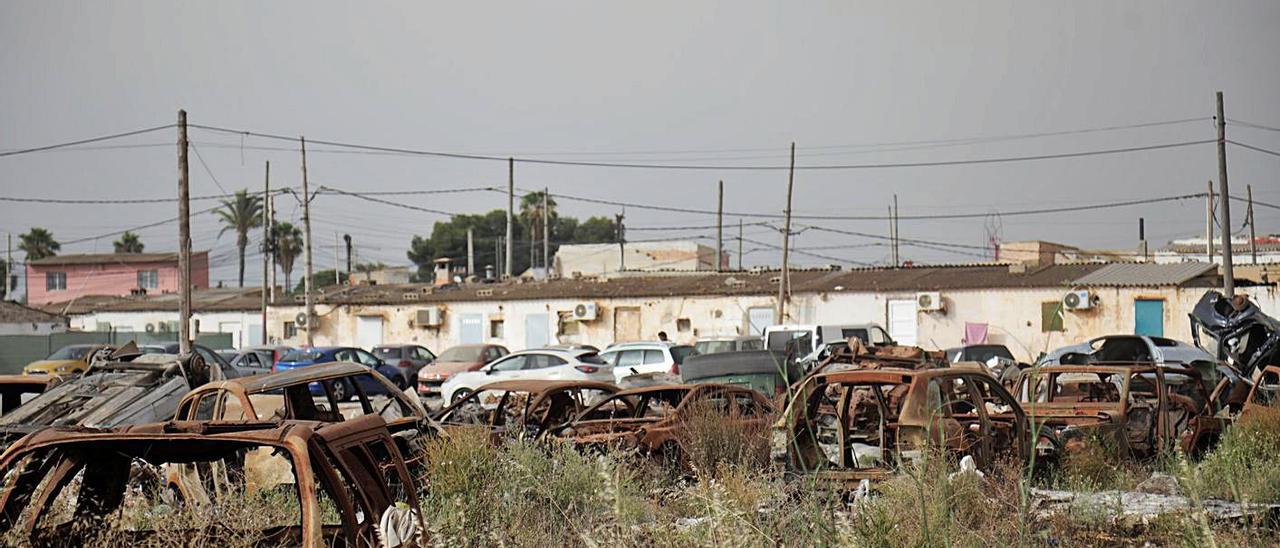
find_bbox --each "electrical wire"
[189,142,230,195]
[0,188,296,205]
[1229,140,1280,158]
[0,124,175,158]
[1228,118,1280,133]
[316,185,459,216]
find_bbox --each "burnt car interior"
[438,387,615,435]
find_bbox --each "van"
[762,323,894,365]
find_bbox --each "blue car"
[274,346,408,401]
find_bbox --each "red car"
[416,344,508,398]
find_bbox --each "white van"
[762,323,894,365]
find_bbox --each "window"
[1041,301,1064,332]
[490,355,527,372]
[284,321,298,338]
[490,319,505,338]
[354,349,382,367]
[676,318,692,332]
[557,311,580,336]
[616,350,645,367]
[642,349,666,364]
[524,354,567,370]
[413,347,435,361]
[137,270,159,289]
[45,272,66,291]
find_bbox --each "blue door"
[1134,299,1164,337]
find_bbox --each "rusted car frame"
[0,415,424,547]
[556,383,774,460]
[0,375,58,416]
[433,379,619,440]
[774,367,1030,486]
[1016,363,1227,458]
[1241,365,1280,418]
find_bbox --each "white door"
[887,299,918,346]
[525,314,549,349]
[356,316,384,349]
[747,307,775,336]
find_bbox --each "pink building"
[26,251,210,306]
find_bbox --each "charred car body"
[774,366,1030,486]
[1016,363,1227,459]
[0,415,424,547]
[1191,290,1280,380]
[434,379,618,440]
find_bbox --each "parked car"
[22,343,113,377]
[599,342,697,384]
[373,344,437,383]
[763,323,894,366]
[416,343,509,398]
[680,349,801,397]
[239,344,296,366]
[0,375,58,416]
[433,379,618,440]
[440,348,613,404]
[774,366,1030,486]
[694,335,764,355]
[544,344,601,353]
[1016,363,1227,458]
[274,346,409,399]
[555,383,774,465]
[0,415,425,547]
[215,349,240,363]
[1036,335,1216,367]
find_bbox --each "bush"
[674,400,772,480]
[1195,405,1280,503]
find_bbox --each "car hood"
[23,360,82,373]
[420,361,481,377]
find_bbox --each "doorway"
[887,299,919,346]
[356,316,384,349]
[613,307,641,343]
[1134,299,1164,337]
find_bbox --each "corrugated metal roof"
[1071,262,1216,288]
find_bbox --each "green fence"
[0,332,234,375]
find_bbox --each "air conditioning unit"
[416,306,444,327]
[916,291,944,312]
[144,323,157,333]
[572,303,598,321]
[295,312,318,329]
[1063,290,1094,311]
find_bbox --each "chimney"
[484,264,495,280]
[433,257,453,287]
[1137,218,1149,261]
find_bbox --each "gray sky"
[2,1,1278,287]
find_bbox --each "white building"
[554,240,727,277]
[0,301,67,335]
[47,288,266,347]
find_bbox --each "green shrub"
[1195,405,1280,503]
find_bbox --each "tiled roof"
[1071,262,1217,288]
[28,250,208,266]
[0,301,65,324]
[42,288,262,315]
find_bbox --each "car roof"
[509,348,581,358]
[198,362,376,394]
[605,342,674,350]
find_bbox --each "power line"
[189,142,230,195]
[0,124,175,158]
[60,204,223,245]
[317,185,459,216]
[1227,118,1280,133]
[1229,140,1280,158]
[0,187,297,205]
[190,123,1214,171]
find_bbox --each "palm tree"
[19,227,60,261]
[519,191,557,270]
[214,190,264,287]
[272,222,303,292]
[113,231,145,253]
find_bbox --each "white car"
[439,348,614,404]
[599,342,697,384]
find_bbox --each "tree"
[408,210,527,281]
[271,222,303,292]
[112,231,145,253]
[214,189,264,287]
[19,227,60,261]
[574,216,618,244]
[519,191,558,270]
[295,269,348,293]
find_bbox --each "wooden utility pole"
[777,143,795,323]
[4,233,11,300]
[505,158,514,279]
[301,136,315,346]
[1217,92,1236,296]
[261,161,270,345]
[893,194,901,266]
[268,193,277,302]
[543,187,550,276]
[1248,185,1258,264]
[615,212,626,272]
[333,232,340,285]
[1206,181,1215,262]
[177,110,193,355]
[466,228,475,276]
[716,180,724,272]
[737,219,743,270]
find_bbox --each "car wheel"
[332,379,352,402]
[451,388,473,404]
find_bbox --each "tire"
[331,379,353,402]
[451,388,473,404]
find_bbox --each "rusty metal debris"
[557,383,774,462]
[1017,364,1228,459]
[808,340,949,377]
[0,375,58,416]
[0,415,425,547]
[434,379,619,440]
[773,367,1029,486]
[1241,365,1280,418]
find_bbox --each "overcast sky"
[2,1,1278,288]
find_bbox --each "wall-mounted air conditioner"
[572,303,598,321]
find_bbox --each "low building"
[351,266,413,286]
[1155,236,1280,265]
[25,251,210,305]
[45,287,264,347]
[0,301,66,335]
[267,262,1279,363]
[553,240,727,277]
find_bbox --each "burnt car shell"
[775,366,1029,487]
[1190,290,1280,378]
[433,379,619,441]
[0,415,424,547]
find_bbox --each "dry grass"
[672,400,772,480]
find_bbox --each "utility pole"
[333,232,340,285]
[301,136,315,346]
[177,110,193,355]
[268,193,277,302]
[716,180,724,272]
[893,195,900,266]
[1217,91,1235,296]
[343,234,352,278]
[4,233,11,300]
[543,187,550,276]
[1248,185,1258,264]
[737,219,743,270]
[495,236,502,278]
[1206,181,1215,263]
[466,228,475,276]
[261,161,270,345]
[615,212,626,272]
[777,143,795,323]
[505,158,514,279]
